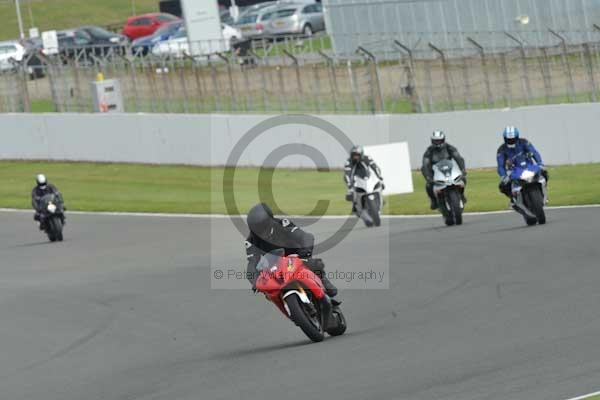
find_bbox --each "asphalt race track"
[1,207,600,400]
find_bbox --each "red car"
[122,13,180,40]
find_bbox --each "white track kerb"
[0,204,599,218]
[565,391,600,400]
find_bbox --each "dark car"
[18,38,46,79]
[55,30,94,60]
[131,20,183,56]
[57,27,128,59]
[79,26,128,54]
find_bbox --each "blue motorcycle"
[508,153,548,226]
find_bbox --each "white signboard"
[41,30,59,55]
[29,27,39,39]
[363,142,414,195]
[180,0,226,56]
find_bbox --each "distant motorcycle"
[255,249,347,343]
[432,159,466,226]
[508,153,547,226]
[350,170,384,227]
[38,193,65,242]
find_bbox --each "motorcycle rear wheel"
[285,294,324,342]
[326,307,347,336]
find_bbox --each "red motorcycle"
[255,250,347,342]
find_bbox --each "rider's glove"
[345,190,353,202]
[501,175,510,185]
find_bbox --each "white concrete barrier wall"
[1,103,599,169]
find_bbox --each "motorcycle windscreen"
[256,248,285,271]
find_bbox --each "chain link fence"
[3,30,600,114]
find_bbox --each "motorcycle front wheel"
[524,186,546,225]
[47,216,63,242]
[285,294,324,342]
[366,197,381,227]
[447,189,463,226]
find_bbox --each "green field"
[569,395,600,400]
[0,0,159,41]
[1,161,599,215]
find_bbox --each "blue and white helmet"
[503,126,520,148]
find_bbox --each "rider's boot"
[321,275,338,298]
[430,197,438,210]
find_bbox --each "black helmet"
[247,203,275,240]
[36,174,47,189]
[431,130,445,148]
[350,145,364,164]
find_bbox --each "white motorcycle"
[432,159,466,226]
[350,171,384,227]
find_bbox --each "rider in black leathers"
[245,203,338,298]
[31,174,64,229]
[421,130,467,209]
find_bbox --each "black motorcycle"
[38,193,65,242]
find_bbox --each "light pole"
[15,0,25,39]
[27,0,34,28]
[131,0,136,15]
[230,0,239,22]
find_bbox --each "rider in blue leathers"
[496,126,546,199]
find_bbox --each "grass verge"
[1,161,599,215]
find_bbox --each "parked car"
[0,40,45,80]
[122,13,180,40]
[0,40,26,71]
[234,3,278,39]
[235,1,276,19]
[80,26,128,45]
[77,26,129,55]
[55,27,127,61]
[263,3,325,37]
[20,38,45,79]
[152,24,242,58]
[131,20,183,56]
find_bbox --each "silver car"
[234,4,278,39]
[263,3,325,37]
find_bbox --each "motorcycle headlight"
[520,170,535,182]
[47,203,57,213]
